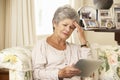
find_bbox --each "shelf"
[94,29,120,32]
[84,28,120,32]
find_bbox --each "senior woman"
[32,5,92,80]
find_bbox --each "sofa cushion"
[0,47,32,71]
[91,44,120,80]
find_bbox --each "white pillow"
[0,47,32,71]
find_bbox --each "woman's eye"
[70,26,75,29]
[62,24,75,30]
[63,24,67,26]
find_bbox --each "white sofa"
[0,46,33,80]
[0,44,120,80]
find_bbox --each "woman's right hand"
[73,21,87,45]
[58,65,81,79]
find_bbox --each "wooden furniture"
[0,69,9,80]
[115,32,120,45]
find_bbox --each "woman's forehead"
[60,18,74,23]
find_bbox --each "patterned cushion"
[91,44,120,80]
[0,47,32,71]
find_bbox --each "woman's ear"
[52,20,57,29]
[53,26,55,31]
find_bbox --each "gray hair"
[52,5,79,24]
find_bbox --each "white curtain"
[0,0,5,50]
[5,0,36,48]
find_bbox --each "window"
[34,0,69,35]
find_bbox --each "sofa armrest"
[0,47,32,71]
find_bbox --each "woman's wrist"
[81,44,87,47]
[81,41,89,47]
[58,78,63,80]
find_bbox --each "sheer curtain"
[0,0,5,50]
[5,0,36,48]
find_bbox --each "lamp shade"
[93,0,113,9]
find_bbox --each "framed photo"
[114,3,120,13]
[78,6,97,20]
[82,19,99,30]
[115,11,120,29]
[98,10,111,18]
[97,9,114,29]
[100,17,114,28]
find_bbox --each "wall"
[0,0,5,50]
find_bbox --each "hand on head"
[73,21,84,33]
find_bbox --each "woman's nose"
[65,26,70,32]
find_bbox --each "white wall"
[0,0,5,50]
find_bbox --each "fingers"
[65,69,79,78]
[58,66,81,78]
[73,21,80,28]
[73,21,83,29]
[73,21,84,34]
[67,68,80,74]
[90,73,94,78]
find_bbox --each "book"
[74,59,103,77]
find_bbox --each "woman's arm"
[32,42,59,80]
[33,67,59,80]
[73,22,88,47]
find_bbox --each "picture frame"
[98,10,111,18]
[115,11,120,29]
[82,19,99,30]
[78,6,97,20]
[97,9,114,29]
[100,17,114,28]
[114,3,120,13]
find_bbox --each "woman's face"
[53,18,76,40]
